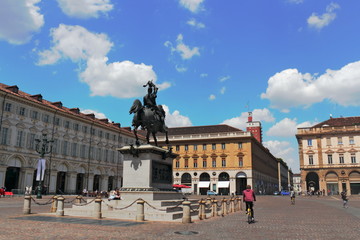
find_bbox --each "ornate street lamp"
[35,133,53,199]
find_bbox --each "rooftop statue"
[129,80,169,146]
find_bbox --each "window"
[52,139,58,154]
[175,160,180,168]
[74,123,79,131]
[16,130,25,147]
[193,144,198,151]
[91,128,96,135]
[31,111,38,120]
[349,136,355,145]
[43,114,50,123]
[184,145,188,151]
[105,149,109,162]
[5,103,11,112]
[71,143,77,157]
[54,118,60,126]
[202,158,207,168]
[80,145,86,158]
[212,158,216,167]
[203,144,207,150]
[339,154,344,164]
[238,156,243,167]
[82,126,88,134]
[309,155,314,165]
[327,155,333,164]
[238,143,243,149]
[175,145,180,151]
[105,133,109,140]
[90,147,94,159]
[184,158,189,168]
[351,154,356,163]
[221,143,226,150]
[28,133,36,150]
[307,139,312,146]
[19,107,25,116]
[193,158,198,168]
[212,143,216,150]
[62,141,68,155]
[97,148,102,161]
[326,137,331,146]
[98,131,103,138]
[221,158,226,167]
[64,121,70,129]
[0,127,9,145]
[338,137,343,145]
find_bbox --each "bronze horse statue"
[129,99,169,146]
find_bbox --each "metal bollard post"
[50,196,58,213]
[182,200,192,224]
[212,199,218,217]
[136,199,145,221]
[94,198,102,219]
[56,196,65,216]
[23,195,31,214]
[75,195,82,204]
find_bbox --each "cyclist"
[243,185,256,222]
[290,187,296,205]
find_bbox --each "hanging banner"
[36,158,46,181]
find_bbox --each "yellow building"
[296,116,360,195]
[157,125,279,195]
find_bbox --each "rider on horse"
[143,80,165,123]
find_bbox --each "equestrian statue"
[129,80,169,146]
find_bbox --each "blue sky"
[1,0,360,173]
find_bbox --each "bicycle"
[246,207,254,224]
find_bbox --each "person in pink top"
[243,185,256,221]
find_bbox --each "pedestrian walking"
[341,191,348,208]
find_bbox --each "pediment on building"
[29,126,39,133]
[15,122,26,129]
[349,148,358,153]
[201,154,208,158]
[220,153,227,158]
[325,149,334,154]
[1,119,12,126]
[337,148,345,153]
[192,154,199,159]
[237,152,244,157]
[306,150,315,154]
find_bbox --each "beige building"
[0,83,141,194]
[157,124,280,195]
[296,116,360,195]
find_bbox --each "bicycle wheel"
[247,209,252,224]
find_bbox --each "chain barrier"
[30,196,54,205]
[189,203,200,213]
[64,198,77,204]
[102,198,140,211]
[72,198,96,206]
[143,201,167,212]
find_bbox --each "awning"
[218,181,230,188]
[198,181,210,188]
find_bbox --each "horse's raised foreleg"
[165,130,169,144]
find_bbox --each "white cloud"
[162,105,192,127]
[179,0,204,13]
[57,0,113,19]
[263,140,296,168]
[187,18,205,29]
[267,118,319,137]
[209,94,216,100]
[222,108,275,130]
[37,24,113,65]
[261,61,360,112]
[38,24,170,98]
[287,0,303,4]
[220,87,226,94]
[200,73,208,77]
[175,65,187,72]
[307,3,340,30]
[219,75,230,82]
[81,109,108,120]
[0,0,44,44]
[164,34,200,60]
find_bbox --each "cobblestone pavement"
[0,194,359,240]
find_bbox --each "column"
[0,166,8,188]
[66,171,77,194]
[22,168,35,188]
[48,170,58,194]
[101,175,109,192]
[87,173,94,191]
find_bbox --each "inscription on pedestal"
[152,162,172,184]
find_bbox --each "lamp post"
[35,134,53,199]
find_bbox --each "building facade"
[157,124,280,195]
[292,173,301,193]
[0,83,141,194]
[296,116,360,195]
